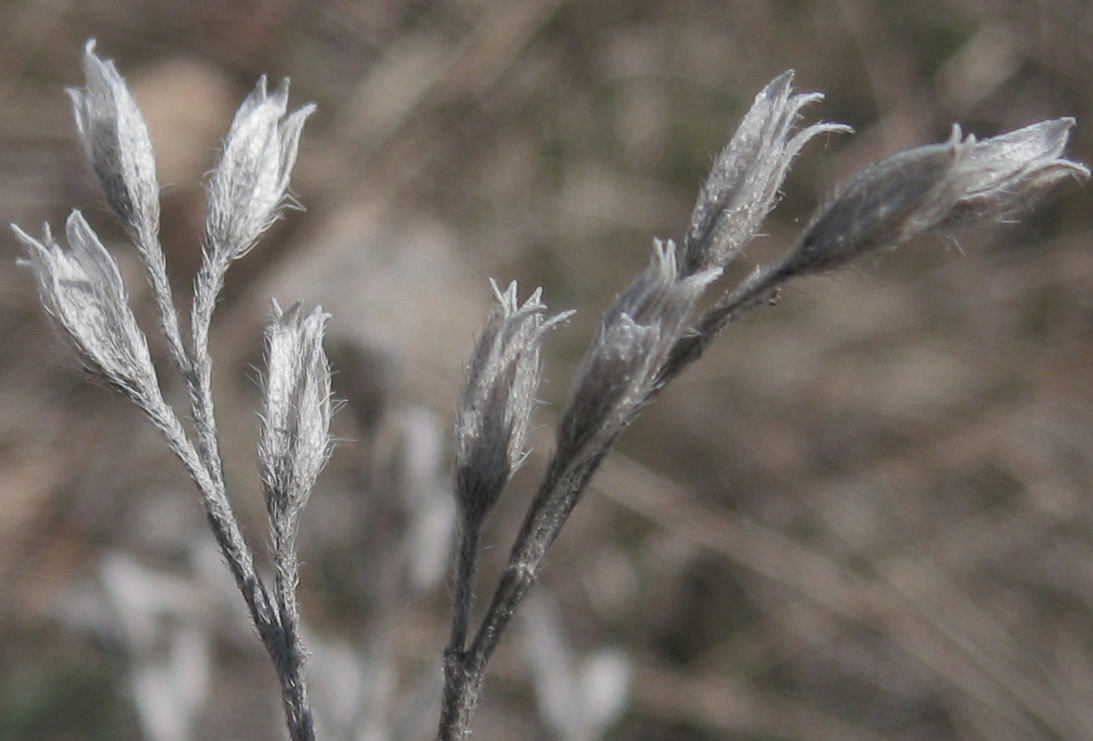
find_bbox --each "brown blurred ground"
[1,0,1092,739]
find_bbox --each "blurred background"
[1,0,1092,739]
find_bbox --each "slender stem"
[140,392,276,630]
[474,449,606,656]
[439,514,483,741]
[184,246,317,741]
[449,518,482,654]
[179,355,316,740]
[134,227,191,376]
[437,449,610,741]
[271,522,316,741]
[184,248,270,663]
[187,249,232,495]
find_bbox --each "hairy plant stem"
[272,521,316,741]
[141,390,268,615]
[177,253,316,741]
[436,262,798,741]
[449,520,482,653]
[438,447,611,740]
[658,262,790,388]
[439,518,483,741]
[133,228,191,375]
[146,366,318,740]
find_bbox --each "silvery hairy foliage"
[14,41,325,741]
[12,42,1087,741]
[436,74,1087,740]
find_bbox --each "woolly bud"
[205,78,315,263]
[941,118,1090,228]
[559,241,719,459]
[454,281,571,523]
[67,40,160,245]
[683,71,851,276]
[259,301,333,533]
[13,212,158,402]
[783,119,1088,277]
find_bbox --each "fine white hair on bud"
[13,41,328,741]
[682,70,851,276]
[558,240,719,460]
[942,118,1091,228]
[259,301,333,533]
[67,40,161,244]
[783,118,1089,277]
[13,211,159,402]
[454,281,572,523]
[205,78,316,264]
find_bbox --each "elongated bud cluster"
[14,212,158,403]
[14,41,326,741]
[782,119,1090,277]
[13,44,1091,741]
[259,301,333,532]
[454,281,571,523]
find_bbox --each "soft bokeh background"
[1,1,1092,739]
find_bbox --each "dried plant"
[435,73,1087,740]
[14,41,324,741]
[12,42,1086,741]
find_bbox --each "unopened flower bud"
[942,118,1089,228]
[259,301,333,528]
[783,119,1088,276]
[13,212,158,402]
[454,282,571,522]
[559,241,718,459]
[683,71,851,276]
[205,78,315,263]
[67,40,160,243]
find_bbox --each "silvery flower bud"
[259,301,333,528]
[683,71,851,276]
[783,119,1088,277]
[67,41,160,244]
[942,118,1089,228]
[454,282,571,522]
[205,78,315,263]
[559,241,718,459]
[13,212,158,401]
